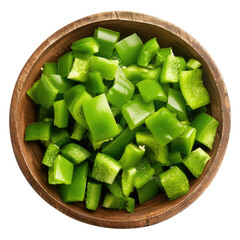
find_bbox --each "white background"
[1,0,239,239]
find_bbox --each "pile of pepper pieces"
[25,27,219,213]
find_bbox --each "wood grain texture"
[9,11,231,228]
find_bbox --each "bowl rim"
[9,11,231,228]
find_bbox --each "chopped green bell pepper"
[91,56,118,80]
[137,79,167,103]
[106,175,123,197]
[102,127,139,159]
[183,147,211,178]
[167,87,187,121]
[58,52,74,77]
[42,62,58,77]
[47,127,72,148]
[27,80,40,104]
[171,126,196,154]
[48,154,74,185]
[123,64,161,85]
[60,143,91,165]
[109,49,124,67]
[68,55,92,82]
[134,158,155,188]
[119,143,145,170]
[137,38,160,67]
[38,106,53,122]
[115,33,143,66]
[107,68,134,109]
[86,181,102,210]
[94,27,120,58]
[159,166,189,200]
[122,96,155,130]
[179,69,210,110]
[35,74,59,109]
[158,47,173,59]
[42,143,59,167]
[145,107,187,147]
[137,177,159,204]
[88,70,105,93]
[59,161,89,202]
[71,37,99,54]
[168,151,183,165]
[64,85,91,128]
[83,94,120,142]
[49,74,74,93]
[122,168,137,197]
[53,99,69,128]
[91,153,121,184]
[191,113,218,149]
[25,121,52,141]
[136,131,170,165]
[160,55,186,84]
[71,121,86,141]
[186,58,201,70]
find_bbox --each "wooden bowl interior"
[16,18,223,228]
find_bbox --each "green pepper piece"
[109,49,124,67]
[60,143,91,165]
[25,121,52,141]
[191,113,218,149]
[115,33,143,66]
[183,147,211,178]
[68,55,92,82]
[58,52,74,77]
[71,37,99,54]
[107,68,134,109]
[71,121,86,141]
[123,64,161,85]
[186,58,201,70]
[160,55,186,84]
[49,74,74,93]
[83,94,120,142]
[42,62,58,77]
[102,127,139,159]
[179,69,210,110]
[91,153,121,184]
[137,177,159,204]
[119,143,145,170]
[167,87,187,121]
[59,161,89,201]
[27,80,40,104]
[159,166,189,200]
[134,158,155,188]
[136,131,170,165]
[145,107,187,147]
[53,99,69,128]
[158,47,173,59]
[137,79,167,103]
[38,106,53,122]
[106,175,123,197]
[122,168,136,197]
[86,181,102,210]
[168,151,183,165]
[47,127,72,148]
[171,126,196,154]
[64,85,92,128]
[35,74,59,109]
[154,52,165,67]
[91,56,118,80]
[94,27,120,58]
[137,38,160,67]
[122,96,155,130]
[151,162,164,175]
[48,155,74,185]
[42,143,59,167]
[88,70,105,94]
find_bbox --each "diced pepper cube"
[71,37,99,54]
[58,52,74,77]
[122,168,137,197]
[42,143,59,167]
[86,181,102,210]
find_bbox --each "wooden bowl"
[10,11,231,228]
